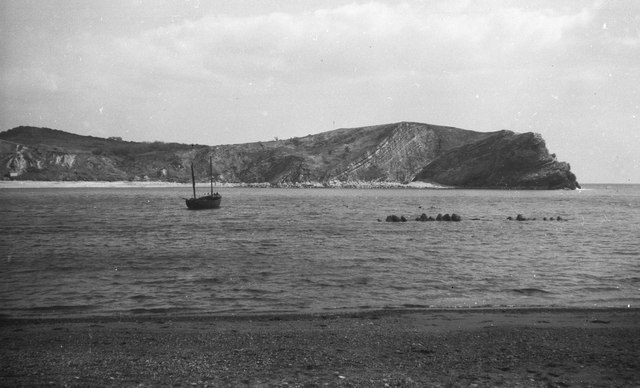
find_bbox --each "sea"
[0,184,638,319]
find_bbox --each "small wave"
[611,250,640,256]
[389,284,411,291]
[255,251,277,256]
[380,304,432,310]
[128,307,203,315]
[128,294,153,300]
[401,303,430,308]
[510,288,552,296]
[193,277,223,284]
[578,286,620,292]
[245,288,278,295]
[352,276,370,285]
[20,304,96,312]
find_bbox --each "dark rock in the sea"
[387,213,463,223]
[508,215,567,222]
[386,215,407,222]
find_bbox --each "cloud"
[101,2,596,90]
[1,67,61,97]
[2,1,638,183]
[0,2,604,135]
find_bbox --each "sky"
[1,0,638,183]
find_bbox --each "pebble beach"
[1,308,639,387]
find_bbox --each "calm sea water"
[1,185,638,318]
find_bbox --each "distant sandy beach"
[0,180,446,190]
[1,308,638,387]
[0,180,193,189]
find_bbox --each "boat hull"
[186,195,222,210]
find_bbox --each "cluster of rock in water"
[383,213,462,222]
[507,214,567,221]
[381,213,569,223]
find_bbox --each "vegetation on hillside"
[0,123,580,189]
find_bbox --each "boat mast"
[209,155,213,194]
[191,163,196,199]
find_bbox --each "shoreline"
[1,180,635,190]
[0,180,441,189]
[2,308,638,386]
[1,306,638,324]
[0,180,193,189]
[0,180,445,189]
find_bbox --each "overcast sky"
[1,1,638,183]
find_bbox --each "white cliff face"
[54,154,76,168]
[5,145,77,176]
[6,145,30,175]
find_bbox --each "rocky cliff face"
[0,127,203,182]
[0,140,128,181]
[0,123,580,189]
[202,122,494,184]
[330,122,492,182]
[413,130,580,189]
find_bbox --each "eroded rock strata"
[1,122,579,189]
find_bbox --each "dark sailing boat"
[185,156,221,210]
